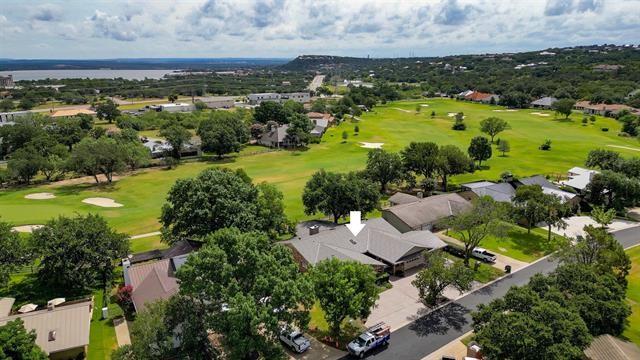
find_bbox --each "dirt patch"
[82,197,124,208]
[47,174,122,187]
[25,192,56,200]
[12,225,44,233]
[359,142,384,149]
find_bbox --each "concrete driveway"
[286,335,346,360]
[365,268,482,331]
[546,215,638,238]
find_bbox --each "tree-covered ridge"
[286,45,640,106]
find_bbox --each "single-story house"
[459,181,516,203]
[574,101,639,117]
[122,240,202,313]
[388,192,420,206]
[562,167,599,193]
[257,124,291,148]
[0,110,31,126]
[50,109,96,118]
[460,175,579,205]
[141,138,199,158]
[284,217,446,275]
[0,297,93,360]
[530,96,558,109]
[307,112,333,137]
[463,91,500,103]
[382,193,472,233]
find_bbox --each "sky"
[1,0,639,59]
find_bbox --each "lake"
[0,69,178,81]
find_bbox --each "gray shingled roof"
[285,218,445,266]
[584,334,640,360]
[519,175,560,190]
[388,192,419,205]
[462,181,515,203]
[260,124,289,144]
[531,96,558,107]
[383,193,472,230]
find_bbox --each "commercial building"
[0,75,14,88]
[247,92,310,105]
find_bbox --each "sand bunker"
[420,104,430,107]
[607,145,640,152]
[360,142,384,149]
[530,112,550,117]
[82,197,124,208]
[12,225,44,233]
[492,110,506,112]
[25,192,56,200]
[447,112,466,118]
[392,107,411,113]
[505,109,518,112]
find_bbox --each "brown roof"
[574,101,638,113]
[465,91,493,101]
[384,193,472,229]
[584,334,640,360]
[307,112,335,122]
[0,298,93,355]
[128,258,179,312]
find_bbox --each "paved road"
[348,226,640,360]
[307,75,325,91]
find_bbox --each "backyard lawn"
[2,99,638,235]
[624,245,640,346]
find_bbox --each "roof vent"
[309,225,320,236]
[48,330,56,341]
[349,238,357,245]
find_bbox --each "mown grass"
[1,99,637,235]
[447,223,561,263]
[623,245,640,346]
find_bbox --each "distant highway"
[307,75,325,91]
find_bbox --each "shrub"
[452,119,466,131]
[539,139,552,150]
[116,285,133,309]
[601,127,609,132]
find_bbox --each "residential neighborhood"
[2,1,640,360]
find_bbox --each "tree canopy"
[479,117,510,143]
[309,258,379,339]
[412,251,474,307]
[31,214,129,292]
[177,228,313,359]
[197,111,249,158]
[467,136,492,166]
[160,168,290,242]
[0,220,29,288]
[302,170,380,223]
[365,148,403,192]
[0,319,48,360]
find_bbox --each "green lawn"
[2,99,638,235]
[130,234,167,253]
[623,245,640,346]
[87,290,122,360]
[448,223,561,263]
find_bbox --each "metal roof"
[388,192,419,205]
[0,297,15,317]
[128,259,179,312]
[0,298,93,355]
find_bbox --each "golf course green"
[2,98,638,235]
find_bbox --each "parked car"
[347,322,390,358]
[279,329,311,353]
[472,247,497,263]
[444,244,465,258]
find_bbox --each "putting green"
[1,99,637,235]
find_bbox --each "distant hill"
[0,58,290,71]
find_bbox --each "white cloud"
[0,0,638,58]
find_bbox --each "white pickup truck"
[472,247,497,263]
[279,329,311,353]
[347,322,391,358]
